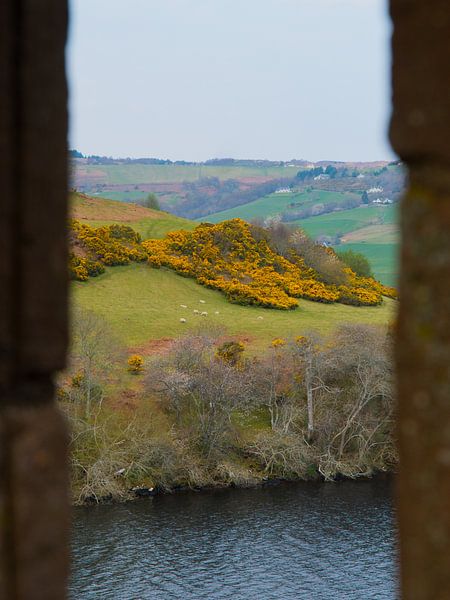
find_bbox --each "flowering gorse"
[142,219,396,309]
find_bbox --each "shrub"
[69,253,105,281]
[337,249,373,278]
[216,341,245,366]
[70,220,147,277]
[142,219,394,309]
[128,354,144,374]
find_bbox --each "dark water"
[70,478,398,599]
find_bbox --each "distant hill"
[71,158,402,222]
[70,156,401,286]
[71,192,195,239]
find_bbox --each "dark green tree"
[144,193,161,211]
[337,249,373,278]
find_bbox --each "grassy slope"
[90,190,149,203]
[341,223,398,244]
[339,243,399,287]
[71,192,195,239]
[73,263,396,351]
[204,190,360,223]
[293,204,398,238]
[77,164,300,184]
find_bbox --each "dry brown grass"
[71,192,163,223]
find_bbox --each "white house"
[367,186,384,194]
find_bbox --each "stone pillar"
[390,1,450,598]
[0,1,69,598]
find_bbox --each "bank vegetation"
[59,310,396,504]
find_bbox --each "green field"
[341,223,398,244]
[85,214,196,240]
[90,190,148,203]
[339,242,399,287]
[72,263,396,351]
[76,163,300,185]
[294,205,398,239]
[204,190,360,223]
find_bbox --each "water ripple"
[70,479,398,599]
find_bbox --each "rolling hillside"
[73,263,396,352]
[70,193,396,353]
[293,204,397,239]
[73,162,300,186]
[204,189,361,223]
[71,192,195,239]
[205,201,399,286]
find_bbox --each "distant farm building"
[274,188,292,194]
[367,186,384,193]
[373,197,393,204]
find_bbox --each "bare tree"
[250,346,297,432]
[147,333,255,461]
[317,324,395,477]
[70,308,122,418]
[291,333,337,440]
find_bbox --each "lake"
[70,477,398,599]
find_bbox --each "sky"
[68,0,395,162]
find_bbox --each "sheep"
[257,316,264,320]
[180,304,188,309]
[199,300,206,304]
[193,309,199,314]
[180,318,187,323]
[200,311,208,316]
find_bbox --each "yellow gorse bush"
[69,220,147,280]
[127,354,144,374]
[142,219,396,310]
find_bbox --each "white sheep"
[200,311,208,316]
[193,309,199,314]
[257,316,264,320]
[180,304,188,309]
[180,318,187,323]
[199,300,206,304]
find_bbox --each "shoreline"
[75,468,395,507]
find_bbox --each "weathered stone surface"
[390,0,450,169]
[391,1,450,598]
[396,188,450,599]
[0,0,69,597]
[0,0,15,387]
[4,402,70,600]
[0,0,68,388]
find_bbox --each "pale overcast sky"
[68,0,395,162]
